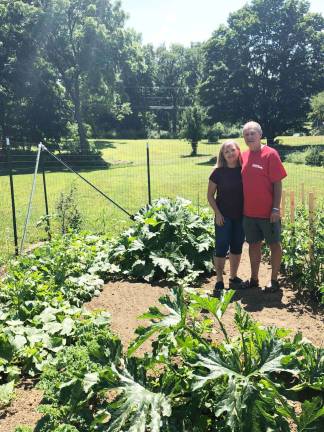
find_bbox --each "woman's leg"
[229,218,245,280]
[215,218,231,282]
[214,256,226,282]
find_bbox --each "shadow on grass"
[0,152,134,176]
[92,140,131,148]
[196,156,217,166]
[180,153,212,159]
[93,140,116,149]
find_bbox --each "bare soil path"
[1,245,323,431]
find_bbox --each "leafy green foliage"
[0,233,106,314]
[308,91,324,136]
[179,105,206,155]
[0,232,110,396]
[92,198,214,284]
[55,185,84,234]
[279,204,324,303]
[200,0,324,142]
[0,379,15,409]
[305,146,324,167]
[36,288,324,431]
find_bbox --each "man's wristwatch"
[272,208,280,212]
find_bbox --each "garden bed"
[1,245,323,432]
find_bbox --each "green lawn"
[1,138,323,262]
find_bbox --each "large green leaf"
[106,365,171,432]
[128,288,186,356]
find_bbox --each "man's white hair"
[243,121,262,137]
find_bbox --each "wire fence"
[0,136,323,261]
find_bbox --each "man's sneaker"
[229,276,244,290]
[265,279,280,293]
[213,281,224,297]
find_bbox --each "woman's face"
[223,143,239,165]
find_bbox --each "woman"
[207,140,245,295]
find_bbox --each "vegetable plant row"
[0,198,322,431]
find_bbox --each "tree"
[179,104,206,156]
[200,0,324,144]
[308,91,324,135]
[40,0,128,153]
[152,43,204,136]
[0,0,41,143]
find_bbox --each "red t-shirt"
[241,146,287,218]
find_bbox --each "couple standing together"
[207,121,287,295]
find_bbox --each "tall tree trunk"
[73,79,89,154]
[191,140,198,156]
[266,136,276,147]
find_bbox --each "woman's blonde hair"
[216,140,242,168]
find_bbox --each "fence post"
[41,145,51,240]
[308,192,315,259]
[146,142,152,205]
[301,183,305,205]
[290,191,295,223]
[6,138,19,255]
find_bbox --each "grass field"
[1,137,323,262]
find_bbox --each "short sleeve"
[268,150,287,183]
[209,168,219,184]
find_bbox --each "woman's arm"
[207,180,224,226]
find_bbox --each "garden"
[0,197,323,431]
[1,0,324,430]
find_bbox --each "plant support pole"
[6,138,19,256]
[20,143,43,254]
[146,142,152,205]
[42,150,51,240]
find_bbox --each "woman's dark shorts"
[214,217,245,258]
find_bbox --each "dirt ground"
[1,245,323,431]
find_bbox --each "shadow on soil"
[231,280,323,315]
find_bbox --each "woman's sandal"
[265,279,280,293]
[212,280,224,297]
[239,278,259,289]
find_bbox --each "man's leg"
[269,242,282,281]
[249,241,262,281]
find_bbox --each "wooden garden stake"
[290,191,295,223]
[309,192,315,259]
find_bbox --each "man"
[241,121,287,292]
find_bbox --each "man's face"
[243,127,261,151]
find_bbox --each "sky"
[121,0,324,47]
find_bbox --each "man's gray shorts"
[243,216,281,245]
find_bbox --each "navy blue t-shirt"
[209,167,243,220]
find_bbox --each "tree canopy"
[200,0,324,143]
[0,0,323,150]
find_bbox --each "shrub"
[206,122,225,143]
[284,150,307,164]
[179,105,206,155]
[91,197,214,284]
[305,146,324,167]
[56,185,83,234]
